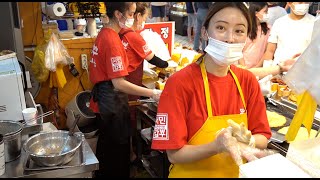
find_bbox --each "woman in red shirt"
[151,2,273,177]
[118,2,172,163]
[89,2,161,178]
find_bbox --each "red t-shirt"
[151,63,271,151]
[89,27,129,113]
[119,28,152,73]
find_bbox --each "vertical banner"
[144,21,175,56]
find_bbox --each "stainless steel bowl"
[23,130,83,167]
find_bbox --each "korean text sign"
[144,21,175,56]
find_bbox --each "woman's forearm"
[112,77,153,97]
[248,65,280,79]
[166,141,221,164]
[253,134,269,149]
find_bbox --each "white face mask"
[138,21,146,30]
[292,3,310,16]
[119,14,135,28]
[204,35,245,66]
[259,13,269,23]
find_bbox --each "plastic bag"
[31,30,53,82]
[284,17,320,104]
[45,33,71,71]
[140,29,171,69]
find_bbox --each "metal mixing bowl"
[23,130,83,167]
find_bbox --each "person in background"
[164,2,173,22]
[239,2,270,68]
[186,2,197,43]
[150,2,167,22]
[117,1,175,166]
[151,2,274,177]
[89,2,162,178]
[193,2,212,53]
[261,2,315,66]
[285,2,291,13]
[267,2,287,27]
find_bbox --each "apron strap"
[229,69,247,110]
[199,59,247,117]
[200,60,213,117]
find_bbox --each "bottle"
[0,134,4,176]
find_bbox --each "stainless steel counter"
[0,123,99,178]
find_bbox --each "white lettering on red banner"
[153,113,169,140]
[160,27,169,39]
[111,56,124,72]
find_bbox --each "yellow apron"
[168,60,248,178]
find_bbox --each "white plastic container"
[239,153,311,178]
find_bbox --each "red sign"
[144,21,175,56]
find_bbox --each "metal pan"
[267,95,320,143]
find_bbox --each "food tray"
[23,141,85,171]
[267,94,320,143]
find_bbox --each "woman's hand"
[227,119,255,147]
[279,53,301,72]
[213,127,243,165]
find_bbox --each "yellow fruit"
[180,57,189,67]
[155,81,166,90]
[171,53,181,63]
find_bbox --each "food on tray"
[266,110,287,127]
[271,82,279,92]
[289,94,297,102]
[280,87,291,97]
[278,126,317,142]
[277,84,287,97]
[179,57,190,67]
[155,80,166,90]
[171,53,181,63]
[271,77,286,85]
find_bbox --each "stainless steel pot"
[0,120,23,162]
[23,130,83,167]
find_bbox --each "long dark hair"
[105,2,135,19]
[248,2,269,41]
[135,2,148,16]
[197,2,252,62]
[203,2,252,34]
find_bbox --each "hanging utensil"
[58,111,80,155]
[128,98,156,106]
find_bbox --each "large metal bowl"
[23,130,83,167]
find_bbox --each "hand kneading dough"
[278,126,318,142]
[266,110,287,127]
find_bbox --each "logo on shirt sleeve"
[111,56,124,72]
[143,44,150,54]
[153,113,169,140]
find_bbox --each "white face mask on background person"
[119,14,135,28]
[141,21,145,29]
[138,21,146,30]
[204,35,246,66]
[292,3,310,16]
[259,13,269,23]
